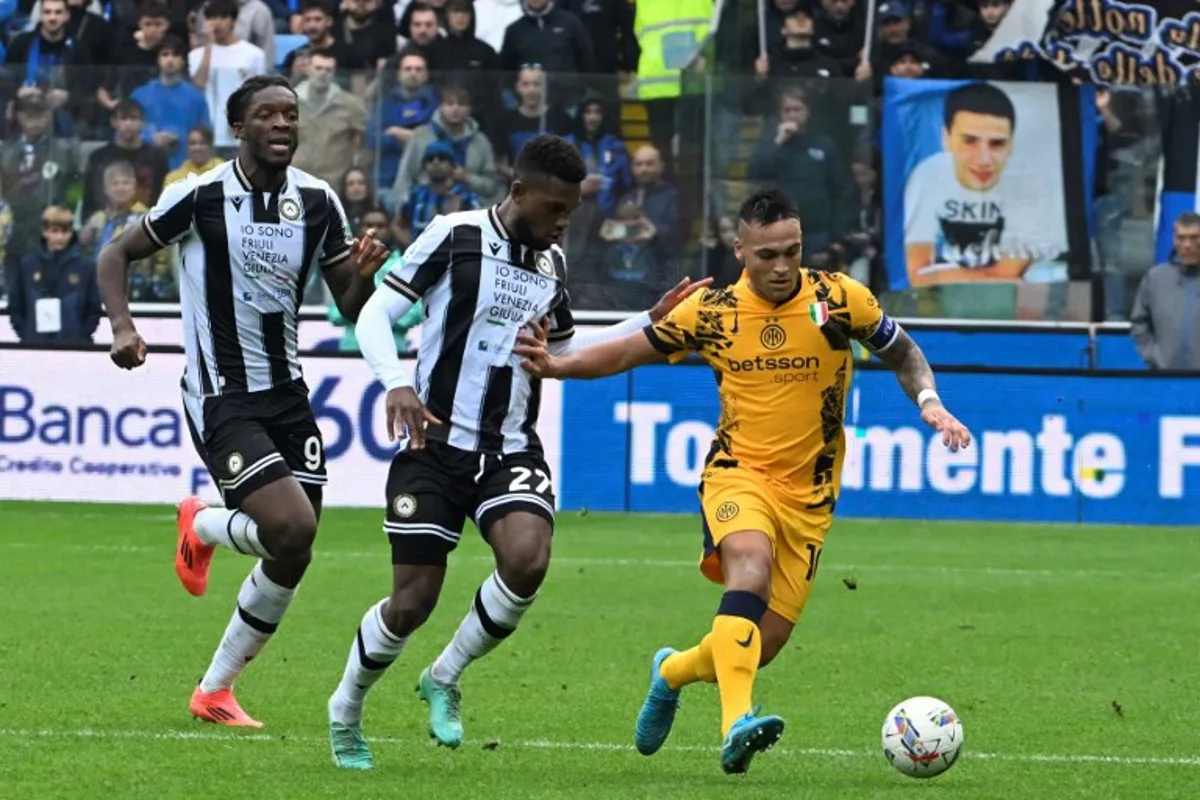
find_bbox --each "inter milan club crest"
[535,252,555,277]
[715,501,740,522]
[808,301,829,326]
[279,198,301,221]
[760,319,786,351]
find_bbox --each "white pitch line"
[0,540,1182,579]
[0,727,1197,768]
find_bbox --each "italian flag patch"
[808,301,829,326]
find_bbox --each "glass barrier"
[0,63,1179,328]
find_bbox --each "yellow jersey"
[644,270,896,512]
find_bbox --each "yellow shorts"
[699,467,833,624]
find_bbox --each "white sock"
[329,599,408,725]
[194,507,272,559]
[429,571,535,686]
[198,562,294,693]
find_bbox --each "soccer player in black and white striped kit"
[324,134,709,769]
[98,74,390,728]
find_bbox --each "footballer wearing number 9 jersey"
[515,189,972,775]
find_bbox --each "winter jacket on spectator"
[748,126,852,253]
[565,129,631,215]
[500,1,595,75]
[813,5,864,75]
[559,0,638,75]
[394,110,500,204]
[473,0,525,51]
[0,133,76,271]
[7,240,101,343]
[366,83,439,189]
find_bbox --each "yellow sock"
[659,635,715,689]
[710,591,767,737]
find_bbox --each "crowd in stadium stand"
[0,0,1153,342]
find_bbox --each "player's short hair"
[1175,212,1200,228]
[226,74,296,127]
[514,134,587,185]
[41,205,74,229]
[204,0,238,20]
[943,82,1015,132]
[738,189,801,227]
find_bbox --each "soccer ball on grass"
[880,695,963,778]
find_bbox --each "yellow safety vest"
[635,0,713,101]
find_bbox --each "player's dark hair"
[226,74,296,128]
[513,134,587,185]
[738,189,801,227]
[1176,212,1200,228]
[204,0,238,20]
[943,82,1015,131]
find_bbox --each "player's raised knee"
[382,585,440,636]
[265,509,318,561]
[494,530,551,596]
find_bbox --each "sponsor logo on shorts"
[760,322,786,351]
[392,494,417,518]
[715,501,739,522]
[227,452,244,475]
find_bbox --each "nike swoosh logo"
[736,630,754,648]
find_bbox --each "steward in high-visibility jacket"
[634,0,713,101]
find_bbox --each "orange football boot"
[176,496,215,597]
[189,686,263,728]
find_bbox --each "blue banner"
[559,365,1200,525]
[882,78,1095,292]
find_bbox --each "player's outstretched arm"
[551,276,713,355]
[873,328,971,452]
[98,223,162,369]
[516,320,663,380]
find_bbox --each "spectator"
[81,98,169,219]
[6,0,81,93]
[189,0,267,151]
[499,0,594,76]
[64,0,113,65]
[195,0,276,68]
[869,1,949,84]
[165,124,223,184]
[327,207,423,353]
[403,2,443,49]
[563,93,631,267]
[394,85,499,206]
[81,160,174,299]
[339,166,376,232]
[426,0,500,84]
[131,35,213,170]
[594,144,679,307]
[493,66,572,171]
[747,85,851,265]
[394,139,481,247]
[7,205,101,344]
[699,215,741,287]
[813,0,864,76]
[560,0,637,81]
[366,48,439,197]
[756,8,844,81]
[472,0,523,51]
[333,0,397,70]
[928,0,991,60]
[292,49,368,186]
[98,0,173,111]
[1131,213,1200,371]
[283,0,366,79]
[0,93,77,274]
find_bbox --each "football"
[880,696,964,778]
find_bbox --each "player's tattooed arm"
[873,327,936,406]
[875,327,972,452]
[98,223,163,369]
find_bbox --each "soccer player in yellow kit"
[515,189,971,775]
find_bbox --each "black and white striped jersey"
[383,206,574,455]
[142,158,352,397]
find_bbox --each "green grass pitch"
[1,501,1199,799]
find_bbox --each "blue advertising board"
[559,365,1200,525]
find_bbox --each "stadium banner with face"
[0,347,563,509]
[556,363,1200,525]
[882,78,1095,292]
[969,0,1200,84]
